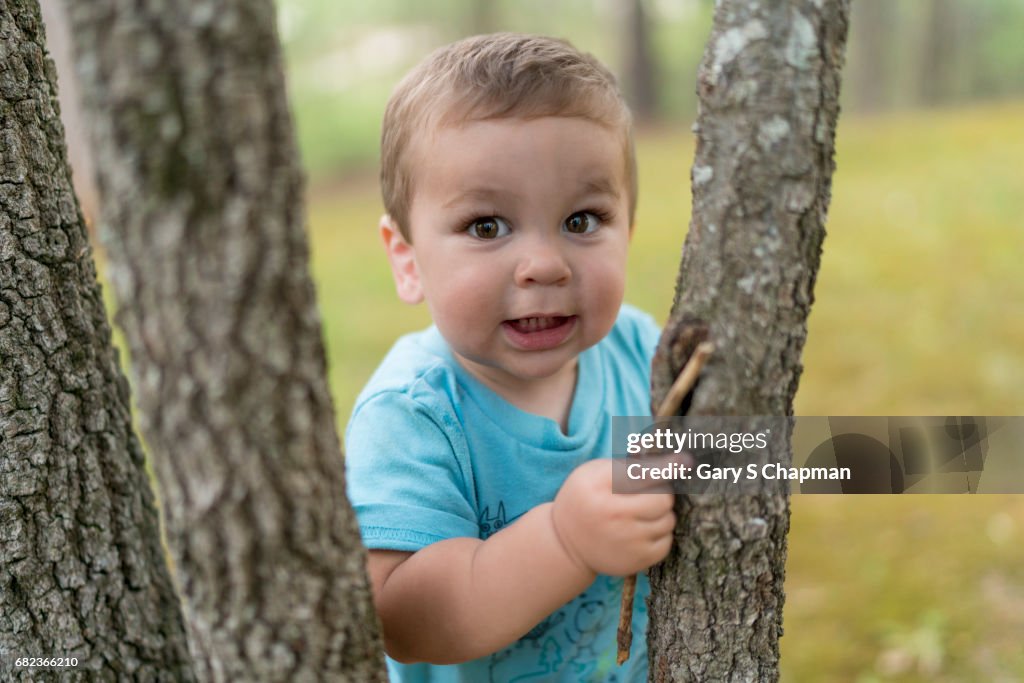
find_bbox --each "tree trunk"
[36,0,99,229]
[849,0,894,112]
[468,0,499,35]
[918,0,958,106]
[62,1,388,680]
[624,0,659,123]
[0,1,193,680]
[647,1,850,681]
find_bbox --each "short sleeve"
[616,303,663,370]
[344,391,479,551]
[630,306,662,363]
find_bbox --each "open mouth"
[501,315,577,351]
[507,316,571,333]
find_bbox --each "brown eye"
[469,217,509,239]
[564,212,598,234]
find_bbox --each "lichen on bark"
[647,1,850,681]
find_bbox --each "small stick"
[656,343,714,420]
[616,341,714,665]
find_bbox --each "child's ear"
[380,215,424,304]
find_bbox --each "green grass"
[312,101,1024,423]
[798,102,1024,416]
[784,495,1024,682]
[305,101,1024,681]
[96,101,1024,679]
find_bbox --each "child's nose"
[513,236,571,287]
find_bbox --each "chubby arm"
[367,458,678,664]
[368,502,591,664]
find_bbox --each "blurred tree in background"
[623,0,659,123]
[39,0,1024,212]
[49,0,1024,191]
[27,1,1024,680]
[272,0,1024,179]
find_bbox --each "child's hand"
[550,454,689,577]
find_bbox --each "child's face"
[383,116,631,390]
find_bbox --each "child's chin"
[505,355,578,381]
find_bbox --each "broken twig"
[616,341,714,665]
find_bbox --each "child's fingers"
[629,492,675,520]
[646,509,677,539]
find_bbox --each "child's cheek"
[584,263,626,341]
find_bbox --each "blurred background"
[42,0,1024,680]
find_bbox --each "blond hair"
[380,33,636,240]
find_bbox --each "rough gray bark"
[62,0,388,680]
[37,0,99,228]
[647,1,850,681]
[0,1,194,680]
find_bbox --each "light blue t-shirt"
[345,304,661,683]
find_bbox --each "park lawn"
[784,495,1024,682]
[94,100,1024,679]
[310,100,1024,423]
[306,100,1024,681]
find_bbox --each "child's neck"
[458,358,578,434]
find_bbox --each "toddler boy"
[345,33,676,682]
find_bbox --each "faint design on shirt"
[487,590,621,682]
[565,600,610,658]
[478,501,523,540]
[563,598,617,680]
[488,633,564,683]
[524,611,567,644]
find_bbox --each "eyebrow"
[578,176,620,199]
[442,187,520,209]
[441,176,620,210]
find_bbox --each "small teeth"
[513,317,563,332]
